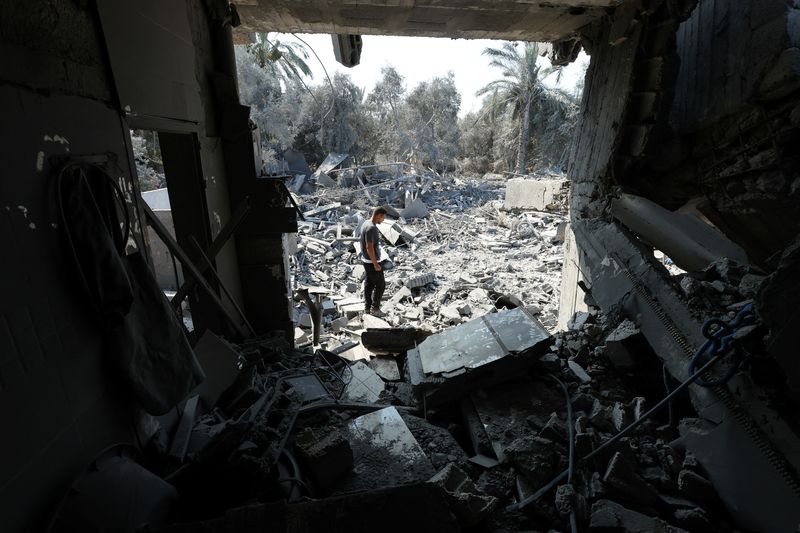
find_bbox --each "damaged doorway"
[130,129,220,337]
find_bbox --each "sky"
[275,33,590,117]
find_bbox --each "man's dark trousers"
[364,263,385,311]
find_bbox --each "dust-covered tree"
[296,72,374,161]
[366,66,410,162]
[402,73,461,171]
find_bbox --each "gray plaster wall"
[0,73,137,533]
[671,0,799,132]
[0,0,252,529]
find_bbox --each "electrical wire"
[549,374,578,533]
[506,351,724,513]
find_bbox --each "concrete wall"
[671,0,799,133]
[504,178,568,211]
[0,0,289,529]
[0,2,137,529]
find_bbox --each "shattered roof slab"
[418,307,550,375]
[234,1,622,42]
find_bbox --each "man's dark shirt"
[359,220,381,263]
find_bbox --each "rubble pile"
[289,163,569,356]
[49,160,753,531]
[99,301,740,533]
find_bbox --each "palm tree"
[247,33,313,87]
[477,42,559,175]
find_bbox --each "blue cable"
[687,303,755,387]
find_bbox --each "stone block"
[603,452,659,506]
[504,178,567,211]
[429,463,497,527]
[295,427,353,491]
[590,499,688,532]
[677,469,717,501]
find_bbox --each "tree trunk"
[515,97,532,175]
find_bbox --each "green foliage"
[247,33,313,86]
[476,42,577,174]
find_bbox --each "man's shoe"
[370,307,386,317]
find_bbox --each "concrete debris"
[342,361,385,403]
[676,469,717,502]
[288,169,567,358]
[429,463,497,526]
[295,427,353,491]
[603,452,659,506]
[504,178,568,211]
[590,499,688,532]
[408,307,551,405]
[140,303,756,532]
[368,356,401,381]
[405,272,436,289]
[600,318,641,369]
[338,406,436,492]
[400,197,430,219]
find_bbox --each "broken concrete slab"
[369,356,401,381]
[429,463,497,527]
[337,406,436,492]
[677,469,716,502]
[342,361,385,402]
[439,305,461,322]
[469,455,500,469]
[337,342,373,362]
[504,178,567,211]
[567,360,592,383]
[316,172,336,188]
[294,427,353,492]
[351,264,365,281]
[362,314,391,329]
[603,452,659,506]
[388,286,412,305]
[331,316,349,332]
[589,499,688,532]
[282,375,330,406]
[408,307,551,405]
[313,152,349,177]
[400,197,430,219]
[418,307,550,375]
[680,417,800,532]
[600,319,641,369]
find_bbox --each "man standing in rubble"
[359,207,387,316]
